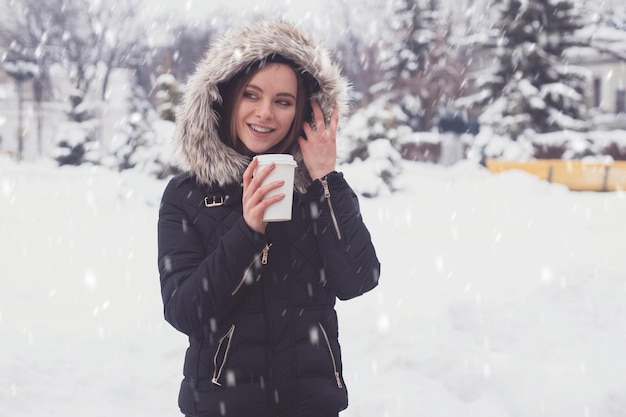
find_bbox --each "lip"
[248,123,275,136]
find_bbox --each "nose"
[255,99,273,120]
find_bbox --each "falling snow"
[2,154,626,416]
[1,0,626,415]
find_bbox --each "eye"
[243,91,258,100]
[276,99,293,107]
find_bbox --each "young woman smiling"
[157,20,380,417]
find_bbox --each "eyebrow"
[247,83,296,101]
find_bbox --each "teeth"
[250,124,272,133]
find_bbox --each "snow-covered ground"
[2,156,626,417]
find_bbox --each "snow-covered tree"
[1,0,152,161]
[337,97,410,195]
[154,73,184,122]
[339,97,414,162]
[468,0,591,139]
[572,0,626,121]
[378,0,436,85]
[327,0,387,105]
[374,0,466,131]
[374,0,437,129]
[339,137,404,198]
[106,79,179,179]
[578,0,626,60]
[87,0,151,101]
[0,0,61,158]
[2,0,151,102]
[51,89,102,166]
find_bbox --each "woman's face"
[235,63,298,154]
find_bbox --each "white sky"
[136,0,375,45]
[141,0,331,25]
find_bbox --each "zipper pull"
[319,176,342,240]
[320,177,331,198]
[261,243,271,265]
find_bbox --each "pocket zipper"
[231,244,272,296]
[211,324,235,386]
[318,322,343,388]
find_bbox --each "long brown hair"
[218,55,311,156]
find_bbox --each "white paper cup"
[254,154,297,222]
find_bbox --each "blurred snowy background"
[1,0,626,416]
[1,0,625,172]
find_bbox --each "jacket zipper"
[231,243,272,296]
[319,177,342,241]
[318,322,343,388]
[211,324,235,386]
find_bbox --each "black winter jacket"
[158,171,379,417]
[157,20,380,417]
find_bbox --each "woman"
[157,20,380,417]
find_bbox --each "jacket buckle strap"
[204,195,225,208]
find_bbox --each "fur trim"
[173,20,351,193]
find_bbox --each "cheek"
[235,103,247,124]
[281,109,297,127]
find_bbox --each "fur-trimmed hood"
[173,20,351,192]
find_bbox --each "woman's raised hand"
[298,100,338,181]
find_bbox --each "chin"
[247,146,272,155]
[245,141,279,155]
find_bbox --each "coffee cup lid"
[255,154,297,166]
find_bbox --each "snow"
[1,0,626,412]
[2,153,626,417]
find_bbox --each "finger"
[310,99,324,130]
[244,159,275,207]
[243,158,258,190]
[255,179,285,202]
[302,121,315,141]
[247,165,282,209]
[259,191,285,207]
[298,133,308,149]
[328,103,339,133]
[248,181,285,220]
[249,161,276,189]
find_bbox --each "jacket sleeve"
[306,171,381,300]
[157,178,267,338]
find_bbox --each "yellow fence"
[486,159,626,192]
